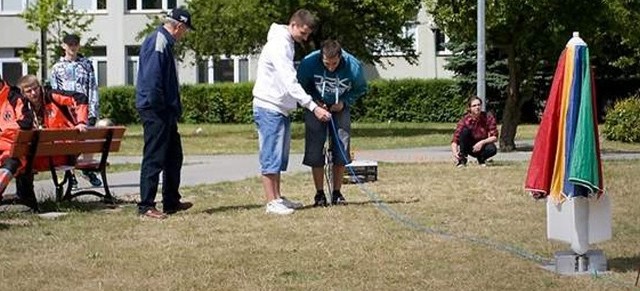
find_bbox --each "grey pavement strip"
[4,142,640,202]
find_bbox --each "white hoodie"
[252,23,317,116]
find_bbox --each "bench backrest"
[9,127,126,158]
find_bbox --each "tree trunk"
[499,46,521,152]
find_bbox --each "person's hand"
[451,144,460,160]
[75,123,88,132]
[313,106,332,122]
[472,141,483,153]
[329,101,344,112]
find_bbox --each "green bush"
[98,79,463,124]
[352,79,463,122]
[99,86,138,124]
[603,96,640,143]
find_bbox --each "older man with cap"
[135,7,195,219]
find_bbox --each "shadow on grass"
[297,198,421,210]
[200,198,421,214]
[37,198,134,213]
[202,204,264,214]
[608,255,640,273]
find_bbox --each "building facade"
[0,0,452,86]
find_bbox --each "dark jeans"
[458,127,497,163]
[137,109,183,213]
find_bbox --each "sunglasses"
[470,104,481,107]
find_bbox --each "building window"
[69,0,107,11]
[197,56,249,84]
[434,29,452,56]
[127,0,176,11]
[2,0,104,13]
[96,60,107,87]
[0,59,28,86]
[87,46,107,87]
[125,46,140,85]
[0,0,36,13]
[377,21,418,56]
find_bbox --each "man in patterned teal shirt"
[50,33,101,187]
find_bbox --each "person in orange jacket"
[15,74,89,211]
[0,75,33,206]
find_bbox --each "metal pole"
[40,28,48,81]
[477,0,486,111]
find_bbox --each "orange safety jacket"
[28,87,89,171]
[0,80,33,168]
[31,87,89,129]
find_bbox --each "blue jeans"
[253,107,291,174]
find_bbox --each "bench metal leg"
[60,169,115,204]
[49,168,70,202]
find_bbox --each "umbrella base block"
[544,249,607,275]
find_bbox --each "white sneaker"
[266,200,294,215]
[279,196,303,209]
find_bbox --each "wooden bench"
[9,127,126,203]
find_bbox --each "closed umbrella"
[524,32,610,256]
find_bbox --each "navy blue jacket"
[135,26,181,117]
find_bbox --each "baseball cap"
[63,34,80,45]
[167,7,195,31]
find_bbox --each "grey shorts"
[303,106,351,167]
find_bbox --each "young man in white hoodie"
[252,9,332,215]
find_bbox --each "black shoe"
[313,191,327,207]
[163,202,193,214]
[456,157,467,168]
[331,191,346,205]
[82,171,102,187]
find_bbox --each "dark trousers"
[16,174,38,211]
[137,109,183,213]
[459,127,497,163]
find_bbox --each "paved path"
[6,141,640,202]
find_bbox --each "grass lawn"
[117,123,640,156]
[1,160,638,290]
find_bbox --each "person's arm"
[86,60,99,124]
[269,42,317,113]
[472,113,498,152]
[49,64,61,90]
[137,34,167,113]
[50,90,89,127]
[451,118,465,159]
[345,59,368,105]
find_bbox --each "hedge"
[602,96,640,143]
[99,79,464,124]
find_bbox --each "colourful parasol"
[525,32,604,204]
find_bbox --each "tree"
[424,0,610,151]
[20,0,97,80]
[176,0,421,64]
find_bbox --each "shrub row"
[602,95,640,143]
[99,79,464,124]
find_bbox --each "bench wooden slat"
[11,140,121,157]
[13,127,126,143]
[8,126,127,203]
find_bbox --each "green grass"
[117,123,640,155]
[118,122,476,155]
[1,160,638,290]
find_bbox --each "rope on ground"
[327,117,639,289]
